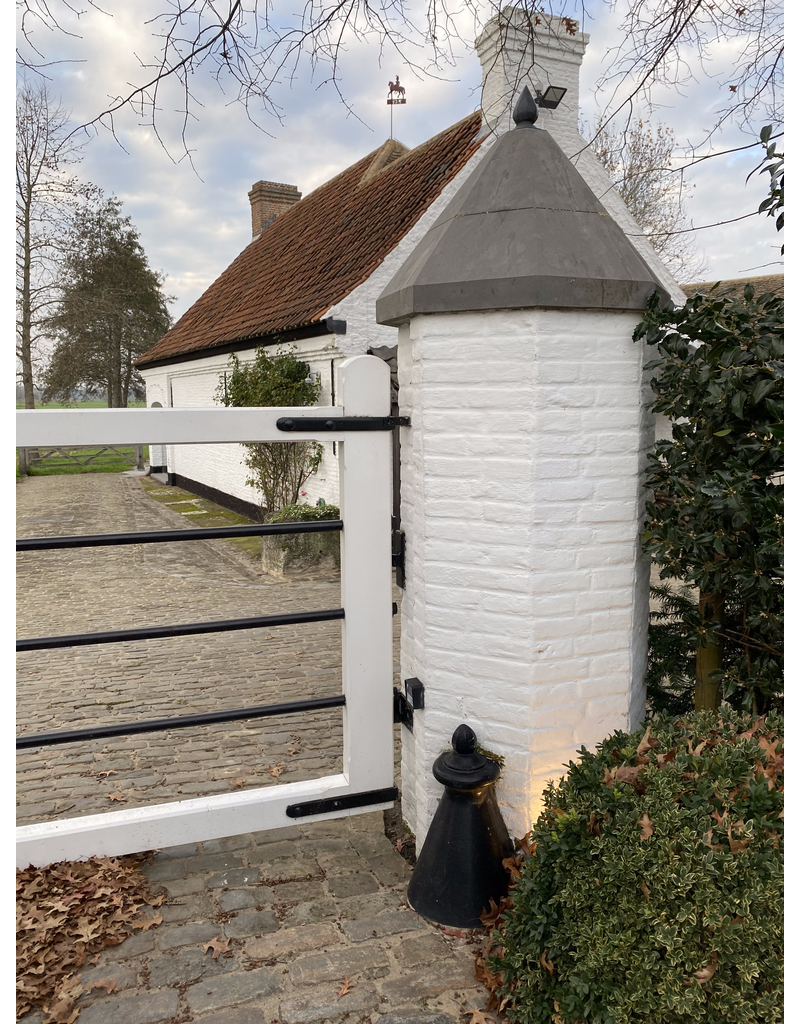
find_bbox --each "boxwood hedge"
[486,710,783,1023]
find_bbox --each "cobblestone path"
[16,473,397,826]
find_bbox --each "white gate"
[16,355,398,868]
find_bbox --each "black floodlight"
[536,85,567,109]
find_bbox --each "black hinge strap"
[286,786,398,818]
[276,416,409,432]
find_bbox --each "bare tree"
[16,1,782,160]
[586,117,706,282]
[594,0,783,148]
[16,79,98,408]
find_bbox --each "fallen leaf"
[85,978,118,995]
[107,794,127,803]
[739,715,766,741]
[479,898,501,928]
[753,761,775,790]
[515,832,536,858]
[96,771,117,779]
[710,808,728,827]
[657,749,677,767]
[268,764,285,778]
[229,778,246,789]
[636,725,658,758]
[203,936,232,960]
[640,880,651,900]
[337,975,355,997]
[502,856,522,880]
[42,974,84,1024]
[138,912,163,932]
[758,736,780,760]
[694,952,718,983]
[686,739,707,757]
[638,813,654,840]
[702,829,724,852]
[727,823,749,854]
[288,747,301,756]
[615,765,644,787]
[539,950,554,975]
[466,1012,497,1023]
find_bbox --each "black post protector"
[406,723,513,928]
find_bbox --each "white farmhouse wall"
[140,335,344,514]
[397,307,653,844]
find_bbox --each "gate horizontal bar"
[17,608,345,652]
[17,520,343,552]
[286,786,398,818]
[276,416,409,432]
[16,694,347,749]
[17,406,347,447]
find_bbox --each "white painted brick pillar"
[395,307,652,844]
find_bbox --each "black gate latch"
[393,677,425,732]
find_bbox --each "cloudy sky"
[16,0,784,323]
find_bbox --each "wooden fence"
[17,445,145,474]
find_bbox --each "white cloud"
[17,0,782,322]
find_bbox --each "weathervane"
[386,75,406,140]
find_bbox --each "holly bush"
[486,710,783,1024]
[635,283,783,712]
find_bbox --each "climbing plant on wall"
[216,346,322,516]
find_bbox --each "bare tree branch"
[16,78,101,408]
[17,0,782,168]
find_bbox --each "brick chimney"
[248,180,302,239]
[475,9,589,142]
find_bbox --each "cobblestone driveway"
[16,473,493,1024]
[17,473,396,827]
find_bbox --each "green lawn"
[16,400,146,409]
[17,401,148,476]
[140,478,263,562]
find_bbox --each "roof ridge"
[371,112,482,179]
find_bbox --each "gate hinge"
[391,528,405,589]
[286,786,397,818]
[276,416,410,432]
[393,677,425,732]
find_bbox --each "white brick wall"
[398,307,653,844]
[475,9,686,307]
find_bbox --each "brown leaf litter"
[17,854,165,1022]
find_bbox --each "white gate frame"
[16,355,395,868]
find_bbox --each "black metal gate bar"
[17,608,345,652]
[16,694,347,750]
[17,519,343,552]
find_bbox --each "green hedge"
[487,710,783,1023]
[268,502,340,522]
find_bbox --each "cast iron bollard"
[407,723,513,928]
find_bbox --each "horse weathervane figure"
[386,75,406,140]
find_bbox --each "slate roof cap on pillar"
[376,87,662,326]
